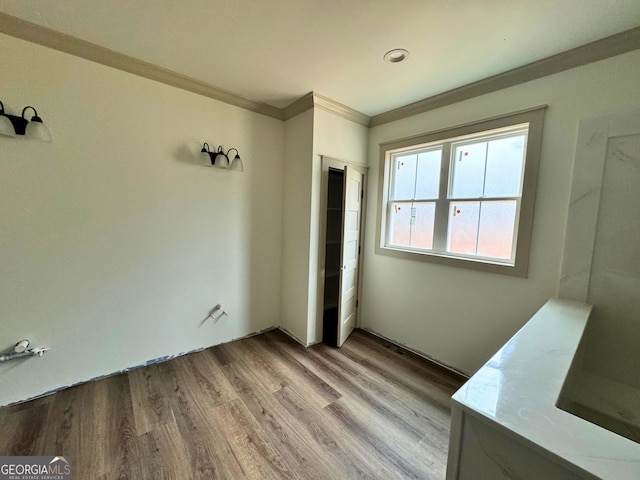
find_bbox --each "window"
[376,106,546,277]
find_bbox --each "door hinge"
[358,246,361,255]
[361,190,364,199]
[356,299,359,308]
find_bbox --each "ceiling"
[1,0,639,116]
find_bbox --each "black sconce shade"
[0,101,52,142]
[199,143,243,171]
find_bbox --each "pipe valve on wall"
[15,339,30,353]
[0,339,50,362]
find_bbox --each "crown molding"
[282,92,371,126]
[282,92,315,120]
[370,26,640,127]
[2,11,639,129]
[310,93,370,127]
[0,12,283,120]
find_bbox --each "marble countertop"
[451,298,640,479]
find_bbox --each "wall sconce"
[0,101,52,142]
[199,143,244,171]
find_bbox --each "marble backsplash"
[560,111,640,388]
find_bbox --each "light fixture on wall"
[199,143,244,171]
[0,101,52,142]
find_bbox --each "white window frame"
[376,106,547,277]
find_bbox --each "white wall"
[280,108,368,345]
[361,50,640,375]
[0,34,285,406]
[280,110,314,343]
[312,109,369,168]
[309,109,368,343]
[4,27,638,407]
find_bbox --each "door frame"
[316,156,368,344]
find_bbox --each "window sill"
[376,243,527,277]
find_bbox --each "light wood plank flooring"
[0,328,466,479]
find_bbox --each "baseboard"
[3,325,278,408]
[361,327,469,379]
[277,326,310,346]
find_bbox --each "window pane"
[450,142,487,198]
[447,202,480,255]
[477,201,517,259]
[391,153,417,200]
[484,135,526,197]
[415,149,442,199]
[410,202,436,249]
[388,202,412,247]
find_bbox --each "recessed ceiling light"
[383,49,409,64]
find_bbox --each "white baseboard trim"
[361,327,469,378]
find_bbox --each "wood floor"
[0,328,466,479]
